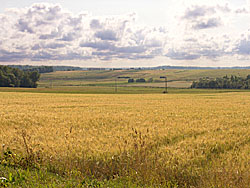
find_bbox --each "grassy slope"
[0,164,143,187]
[0,87,248,95]
[0,69,249,94]
[38,69,250,88]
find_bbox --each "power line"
[160,76,167,93]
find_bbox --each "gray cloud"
[31,51,53,61]
[235,8,249,14]
[92,51,116,57]
[115,46,146,54]
[184,38,198,42]
[31,50,91,61]
[166,49,201,60]
[45,43,66,49]
[81,40,147,60]
[31,44,41,50]
[166,35,227,61]
[126,54,154,60]
[183,6,216,19]
[39,30,61,40]
[166,46,224,61]
[145,39,162,48]
[200,48,224,59]
[59,32,77,41]
[60,52,91,60]
[16,19,34,33]
[0,49,28,62]
[216,4,231,13]
[90,19,102,29]
[30,3,63,22]
[95,30,118,41]
[80,41,116,51]
[193,18,222,29]
[182,5,229,30]
[235,39,250,55]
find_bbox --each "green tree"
[128,78,134,83]
[191,75,250,90]
[29,71,40,88]
[0,65,40,88]
[136,78,146,83]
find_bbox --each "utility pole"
[115,77,130,93]
[160,76,167,93]
[115,79,117,93]
[50,79,53,88]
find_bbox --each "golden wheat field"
[0,91,250,187]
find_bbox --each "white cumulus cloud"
[0,1,250,66]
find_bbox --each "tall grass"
[0,92,249,187]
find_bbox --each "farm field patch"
[0,91,249,187]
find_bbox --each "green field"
[0,68,244,95]
[38,69,250,90]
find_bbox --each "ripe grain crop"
[0,92,249,187]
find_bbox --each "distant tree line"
[128,78,152,83]
[191,75,250,89]
[8,65,53,73]
[8,65,84,72]
[25,66,53,73]
[0,65,40,88]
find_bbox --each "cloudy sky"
[1,0,250,67]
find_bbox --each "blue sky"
[1,0,250,67]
